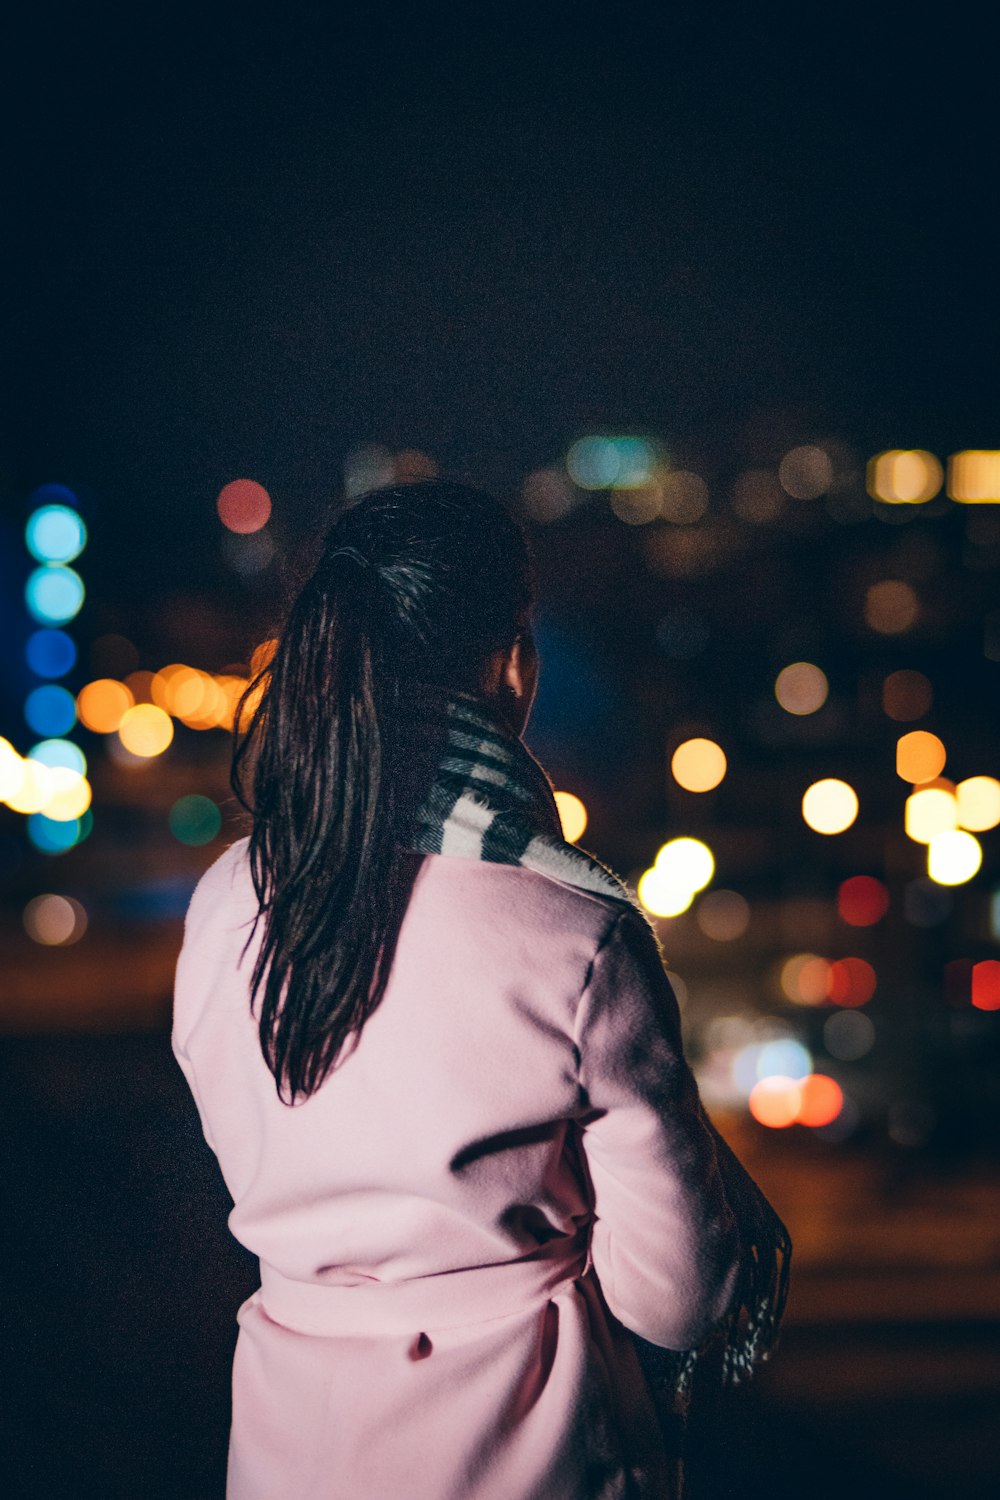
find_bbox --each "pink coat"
[172,837,740,1500]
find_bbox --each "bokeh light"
[827,957,877,1007]
[2,757,52,814]
[882,669,932,721]
[955,776,1000,832]
[25,504,87,563]
[774,661,829,715]
[521,468,575,522]
[169,794,223,846]
[927,829,982,886]
[659,470,709,524]
[749,1076,802,1128]
[824,1009,876,1060]
[797,1073,844,1127]
[41,768,92,821]
[25,565,85,624]
[637,867,696,918]
[27,814,86,855]
[696,889,750,940]
[216,479,272,534]
[838,876,889,926]
[567,436,657,490]
[867,450,943,504]
[780,952,832,1006]
[77,679,134,733]
[29,739,87,774]
[778,445,833,499]
[554,790,587,843]
[610,484,664,526]
[802,778,858,834]
[948,450,1000,503]
[905,786,958,843]
[731,469,783,522]
[118,704,174,757]
[25,684,77,737]
[655,837,714,891]
[26,628,77,679]
[0,738,25,801]
[896,730,946,783]
[23,893,87,946]
[670,738,727,792]
[972,960,1000,1012]
[865,579,919,634]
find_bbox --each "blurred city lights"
[955,776,1000,832]
[41,768,92,821]
[896,730,946,783]
[655,836,714,890]
[749,1076,802,1127]
[802,778,858,834]
[25,504,87,563]
[77,679,135,733]
[27,814,87,855]
[797,1073,844,1127]
[905,786,958,843]
[554,790,588,843]
[927,829,982,886]
[670,737,727,792]
[22,893,87,946]
[0,738,24,800]
[659,470,709,524]
[169,794,223,846]
[866,450,943,504]
[695,889,750,940]
[216,479,272,534]
[26,628,77,679]
[637,867,695,918]
[118,704,174,757]
[4,758,53,813]
[774,661,829,715]
[780,952,831,1005]
[25,565,85,624]
[25,684,77,737]
[778,445,833,499]
[28,739,87,774]
[827,957,877,1007]
[864,579,919,634]
[971,960,1000,1012]
[521,468,575,522]
[837,875,889,926]
[610,484,663,526]
[947,450,1000,503]
[566,436,657,490]
[882,669,932,721]
[824,1009,876,1060]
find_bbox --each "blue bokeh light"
[25,505,88,564]
[30,483,80,510]
[25,684,77,737]
[26,628,78,679]
[25,565,85,624]
[29,739,87,774]
[27,815,82,854]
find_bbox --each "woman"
[172,480,789,1499]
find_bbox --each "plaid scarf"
[399,683,792,1438]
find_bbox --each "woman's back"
[173,836,740,1499]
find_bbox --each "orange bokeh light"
[748,1076,802,1128]
[827,957,877,1007]
[896,730,946,784]
[797,1073,844,1127]
[217,479,272,534]
[77,679,135,733]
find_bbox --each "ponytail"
[231,482,533,1103]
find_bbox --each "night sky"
[2,8,997,605]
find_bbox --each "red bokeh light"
[837,875,889,927]
[827,957,877,1006]
[217,479,272,534]
[972,960,1000,1012]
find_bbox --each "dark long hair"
[230,480,535,1104]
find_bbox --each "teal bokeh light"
[29,739,88,774]
[25,565,85,625]
[169,794,222,846]
[26,505,88,564]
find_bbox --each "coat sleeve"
[572,908,740,1351]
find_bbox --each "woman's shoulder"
[181,836,254,937]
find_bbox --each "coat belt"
[257,1236,591,1337]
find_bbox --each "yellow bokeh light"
[4,757,53,813]
[904,787,958,844]
[41,768,92,822]
[0,738,25,801]
[554,790,588,843]
[655,836,715,891]
[927,829,982,886]
[183,675,230,728]
[215,675,248,732]
[866,450,943,504]
[749,1076,803,1128]
[896,730,946,784]
[150,663,194,711]
[118,703,174,757]
[670,738,727,792]
[864,579,919,634]
[774,661,829,716]
[802,779,858,835]
[780,953,831,1006]
[77,679,135,733]
[124,669,155,704]
[956,776,1000,833]
[948,450,1000,503]
[637,867,695,917]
